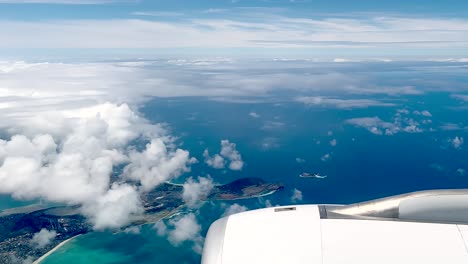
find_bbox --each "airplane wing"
[202,189,468,264]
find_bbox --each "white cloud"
[169,214,202,246]
[182,176,214,207]
[457,168,466,176]
[0,103,194,230]
[30,229,56,249]
[346,117,398,135]
[295,157,306,163]
[421,110,432,117]
[131,11,184,17]
[123,226,141,234]
[222,203,248,217]
[203,150,225,169]
[333,58,353,63]
[440,123,468,131]
[154,221,167,237]
[296,96,394,109]
[156,213,204,253]
[204,140,244,170]
[0,60,426,113]
[1,16,468,49]
[123,139,194,191]
[413,110,432,117]
[451,136,464,149]
[261,121,285,131]
[397,109,410,115]
[249,112,260,118]
[329,139,337,147]
[321,153,331,162]
[81,183,143,230]
[346,113,425,135]
[291,188,303,203]
[452,94,468,102]
[260,137,280,150]
[220,140,244,170]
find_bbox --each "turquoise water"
[42,225,199,264]
[0,195,35,211]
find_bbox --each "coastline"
[33,235,81,264]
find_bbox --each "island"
[0,177,283,264]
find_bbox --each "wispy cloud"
[296,96,394,109]
[131,11,184,17]
[0,15,467,51]
[452,94,468,102]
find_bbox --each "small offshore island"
[0,177,283,264]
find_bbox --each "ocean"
[39,90,468,263]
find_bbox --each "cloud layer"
[0,15,468,51]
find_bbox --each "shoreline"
[33,235,81,264]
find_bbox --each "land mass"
[0,177,283,264]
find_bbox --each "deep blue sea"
[2,61,468,263]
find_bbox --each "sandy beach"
[33,235,81,264]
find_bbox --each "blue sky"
[0,0,468,58]
[1,0,468,18]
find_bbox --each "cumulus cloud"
[30,229,56,249]
[203,150,225,169]
[346,117,399,135]
[155,213,203,253]
[222,203,248,217]
[296,96,394,109]
[204,140,244,170]
[346,113,424,135]
[291,189,303,203]
[329,139,337,147]
[413,110,432,117]
[81,184,143,230]
[220,140,244,170]
[451,136,464,149]
[123,139,194,191]
[182,176,215,207]
[0,103,194,230]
